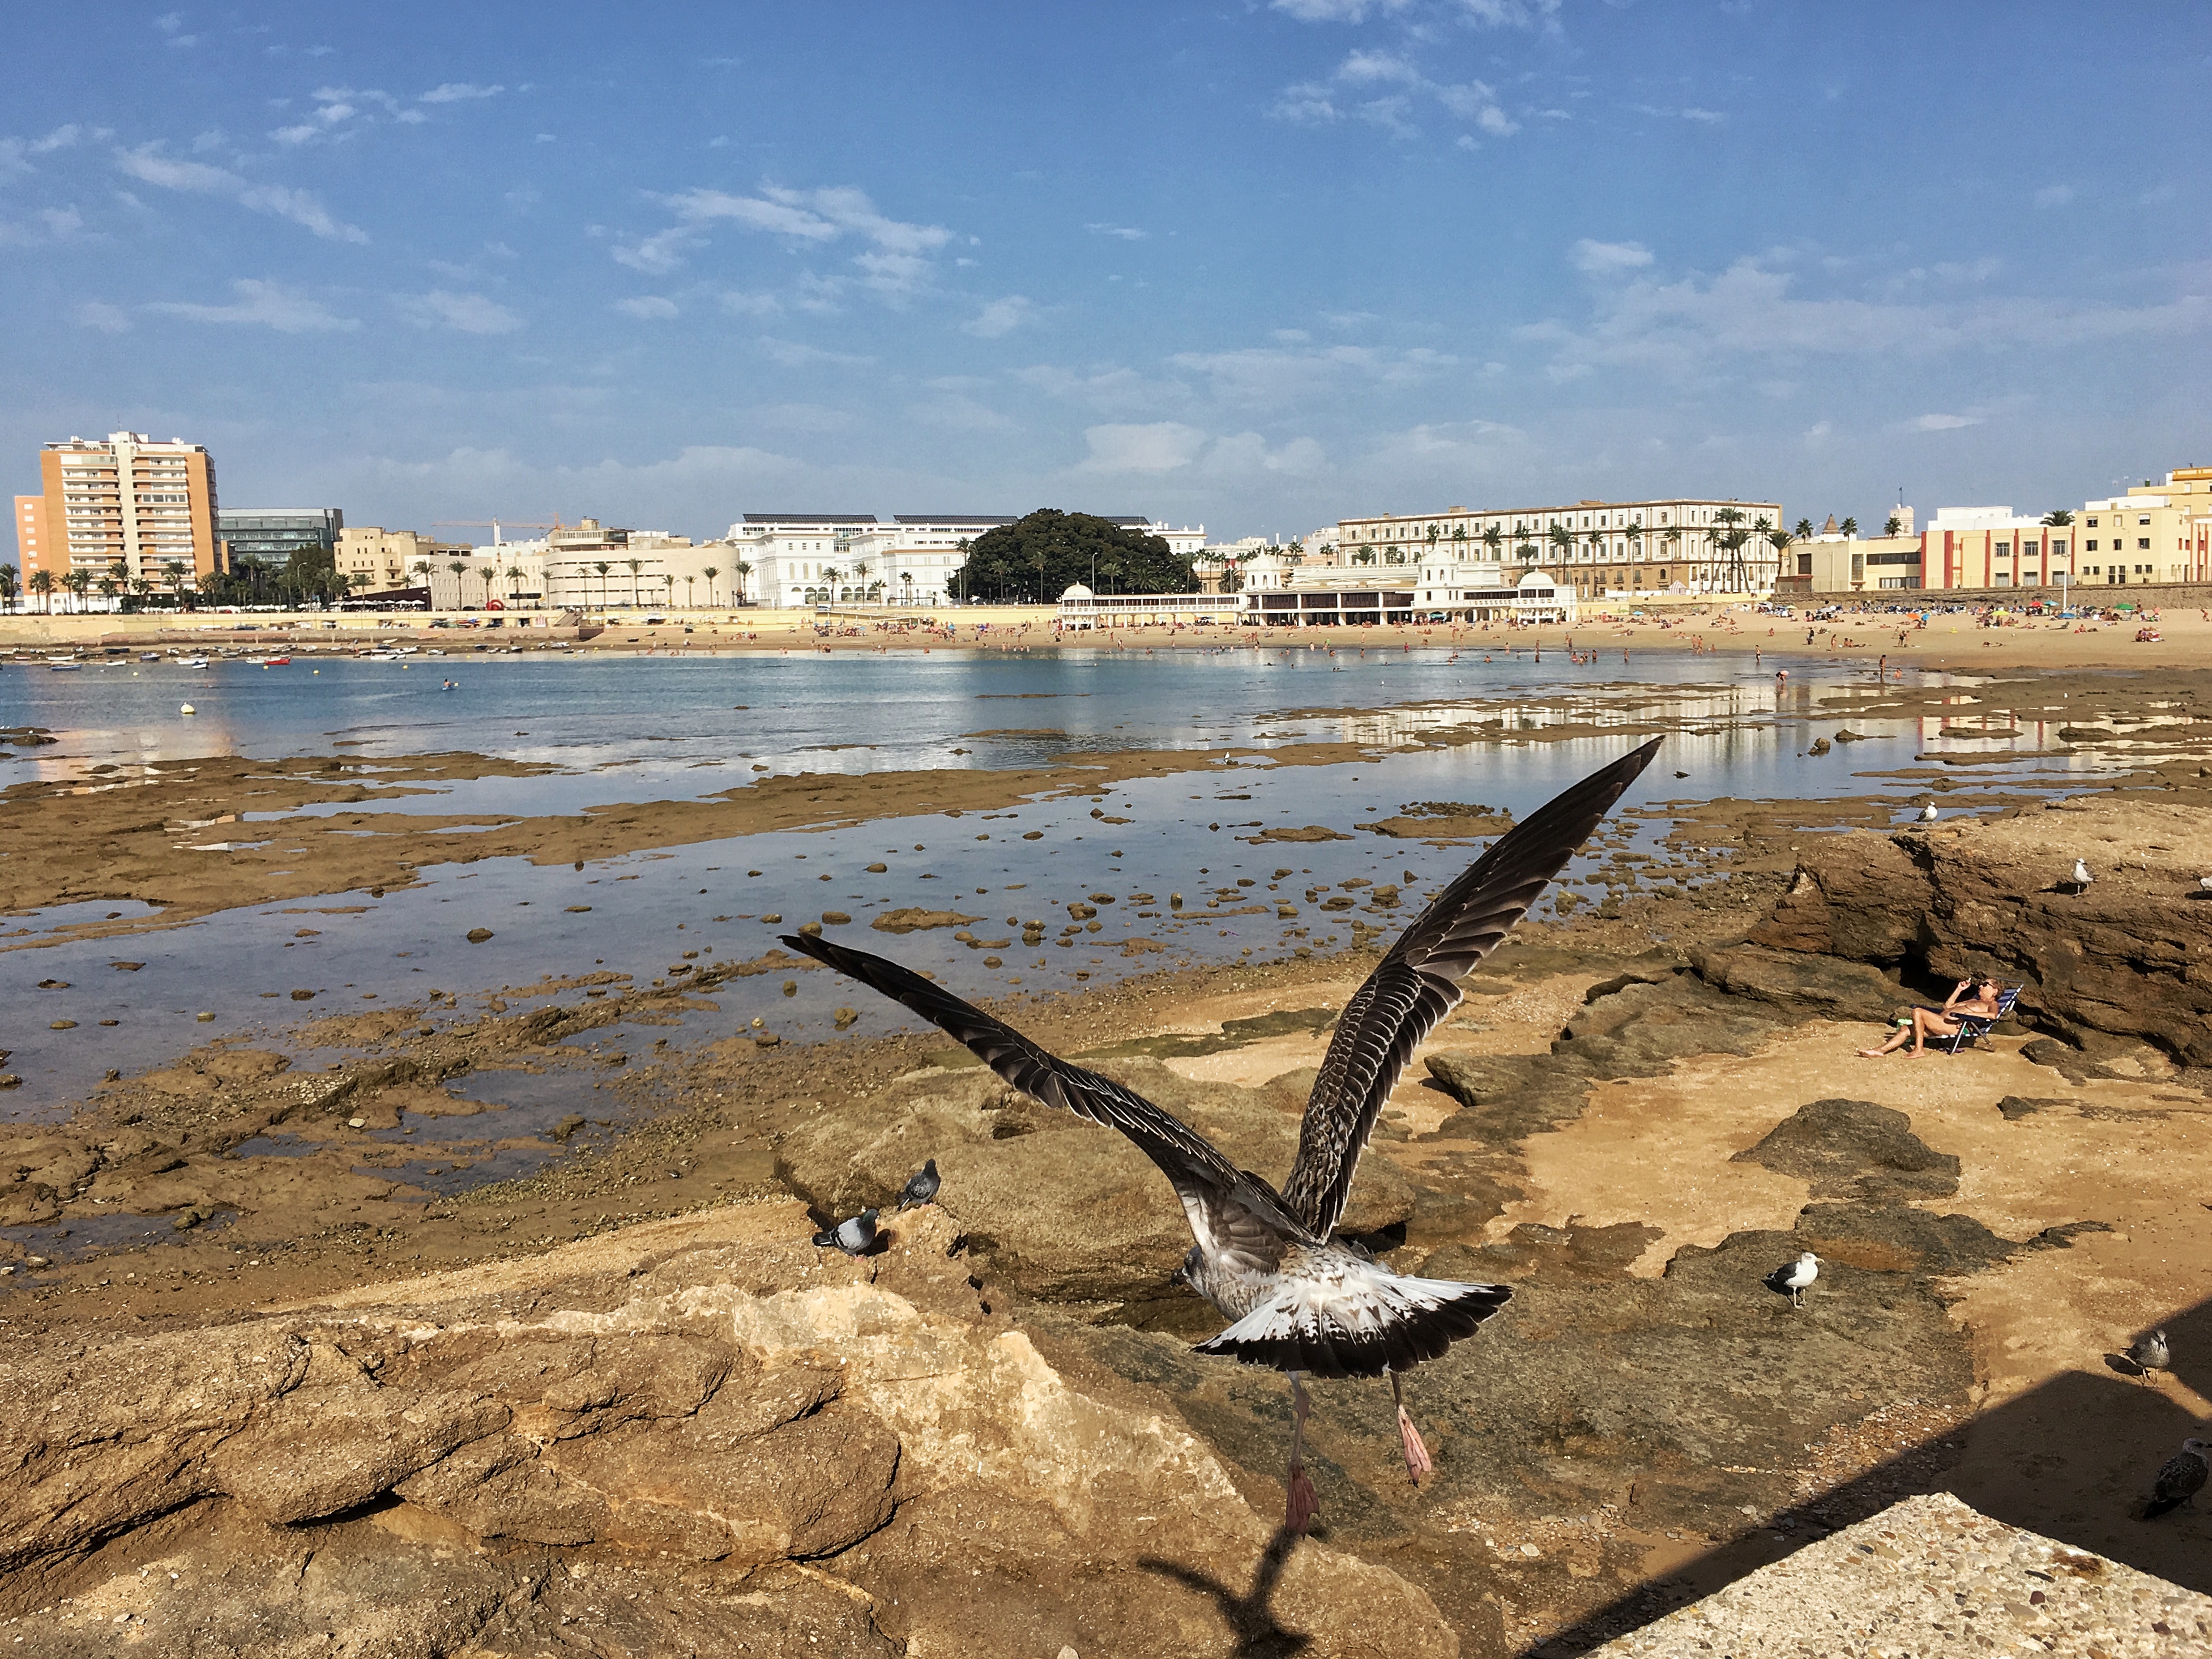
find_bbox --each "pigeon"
[2070,858,2094,892]
[1919,803,1940,822]
[2145,1438,2209,1518]
[781,739,1664,1533]
[812,1208,878,1255]
[1766,1251,1820,1310]
[2126,1328,2170,1384]
[896,1158,941,1209]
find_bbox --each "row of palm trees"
[554,557,755,615]
[0,555,220,613]
[1337,510,1780,591]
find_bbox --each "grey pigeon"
[2126,1328,2171,1384]
[896,1158,941,1209]
[781,739,1664,1533]
[2145,1438,2209,1518]
[813,1208,878,1255]
[1765,1251,1820,1310]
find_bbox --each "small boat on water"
[139,652,161,662]
[243,655,292,667]
[174,656,209,668]
[47,659,82,671]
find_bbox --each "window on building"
[2138,539,2151,549]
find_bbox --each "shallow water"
[3,649,2124,1122]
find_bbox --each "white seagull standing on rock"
[1766,1251,1820,1309]
[2070,858,2095,892]
[1919,803,1940,822]
[785,738,1663,1534]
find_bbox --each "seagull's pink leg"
[1393,1372,1433,1485]
[1286,1372,1319,1534]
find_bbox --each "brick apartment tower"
[16,431,222,604]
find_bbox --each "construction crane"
[432,518,561,547]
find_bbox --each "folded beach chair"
[1943,986,2019,1054]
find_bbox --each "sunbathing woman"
[1860,976,2005,1057]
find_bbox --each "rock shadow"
[1539,1289,2212,1654]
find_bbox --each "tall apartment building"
[1336,496,1786,602]
[18,432,221,596]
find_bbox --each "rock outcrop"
[1747,799,2212,1065]
[0,1203,1454,1658]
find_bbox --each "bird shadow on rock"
[1139,1522,1314,1659]
[1539,1289,2212,1656]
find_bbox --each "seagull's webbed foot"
[1391,1372,1434,1486]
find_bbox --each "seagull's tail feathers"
[1195,1260,1510,1381]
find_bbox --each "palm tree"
[412,559,432,595]
[63,568,93,613]
[820,565,842,605]
[505,564,524,607]
[592,560,612,615]
[1838,517,1858,538]
[1767,524,1794,566]
[684,574,695,608]
[97,575,120,611]
[163,558,188,607]
[475,565,497,607]
[1450,524,1468,559]
[131,575,154,609]
[1351,547,1375,567]
[900,569,914,604]
[624,557,643,610]
[447,560,469,609]
[0,562,17,613]
[1545,523,1575,577]
[1794,518,1815,541]
[1482,524,1503,561]
[1884,514,1903,537]
[853,557,873,602]
[702,565,719,607]
[734,560,753,602]
[2042,509,2074,527]
[661,574,676,611]
[29,568,57,613]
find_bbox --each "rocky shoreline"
[5,667,2211,1655]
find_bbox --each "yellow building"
[21,431,220,599]
[336,526,473,592]
[2078,467,2211,586]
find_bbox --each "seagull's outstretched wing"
[779,932,1322,1257]
[1282,737,1662,1238]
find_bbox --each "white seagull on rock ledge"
[785,737,1663,1534]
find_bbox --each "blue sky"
[3,2,2206,543]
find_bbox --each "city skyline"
[2,2,2206,543]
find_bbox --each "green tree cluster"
[958,510,1192,603]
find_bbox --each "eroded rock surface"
[0,1204,1455,1659]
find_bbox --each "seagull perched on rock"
[896,1158,941,1209]
[2145,1438,2209,1518]
[1919,803,1940,822]
[2069,858,2095,893]
[812,1208,878,1256]
[784,738,1664,1534]
[1765,1251,1820,1310]
[2126,1328,2171,1384]
[2198,874,2212,894]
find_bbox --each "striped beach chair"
[1943,986,2019,1054]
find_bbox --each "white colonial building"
[725,514,1203,608]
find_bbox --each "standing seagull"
[897,1158,941,1209]
[1765,1251,1821,1310]
[2069,858,2095,893]
[813,1208,878,1256]
[2126,1328,2171,1385]
[2144,1438,2209,1518]
[784,738,1663,1532]
[1919,803,1940,823]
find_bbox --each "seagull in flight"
[2145,1438,2209,1518]
[785,737,1662,1533]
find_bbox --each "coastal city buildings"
[15,432,222,600]
[336,525,474,595]
[1333,496,1787,603]
[725,514,1200,608]
[217,507,342,575]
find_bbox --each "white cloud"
[2033,183,2074,209]
[419,83,503,103]
[1169,341,1456,406]
[146,278,359,333]
[1203,432,1328,476]
[719,290,781,317]
[73,300,133,333]
[0,204,82,246]
[1804,420,1833,442]
[402,289,524,333]
[1085,222,1148,241]
[113,143,366,241]
[1909,412,1982,431]
[615,295,680,319]
[622,181,956,300]
[1270,50,1514,137]
[963,295,1035,338]
[1078,422,1209,473]
[1271,0,1411,18]
[31,124,82,156]
[1519,250,2212,380]
[1572,237,1654,275]
[154,11,197,46]
[1680,107,1725,123]
[760,336,874,368]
